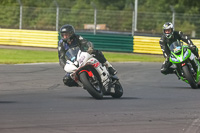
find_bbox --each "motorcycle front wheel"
[79,71,103,99]
[182,65,198,89]
[111,81,123,98]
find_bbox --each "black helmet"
[163,22,174,39]
[60,24,75,43]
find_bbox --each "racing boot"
[63,73,78,87]
[173,70,180,80]
[104,61,117,75]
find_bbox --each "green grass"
[0,48,164,64]
[0,49,58,64]
[104,52,164,62]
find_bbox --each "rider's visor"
[61,33,71,39]
[164,29,172,34]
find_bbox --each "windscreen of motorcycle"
[169,41,183,53]
[65,47,80,62]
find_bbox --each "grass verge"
[0,48,164,64]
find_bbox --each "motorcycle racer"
[58,24,117,87]
[159,22,199,75]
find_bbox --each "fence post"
[17,0,23,29]
[134,0,138,31]
[131,3,135,36]
[91,2,97,35]
[170,6,175,30]
[54,0,59,31]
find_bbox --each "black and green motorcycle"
[169,40,200,89]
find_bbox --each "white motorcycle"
[64,46,123,99]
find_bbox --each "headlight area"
[183,50,189,59]
[170,54,179,62]
[171,57,179,62]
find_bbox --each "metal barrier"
[1,29,200,55]
[133,36,162,54]
[0,29,133,52]
[78,33,133,53]
[192,39,200,50]
[133,36,200,55]
[0,29,58,48]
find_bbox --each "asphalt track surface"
[0,62,200,133]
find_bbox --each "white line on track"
[184,118,200,133]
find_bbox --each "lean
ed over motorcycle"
[169,40,200,89]
[63,46,123,99]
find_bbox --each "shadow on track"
[59,95,140,100]
[0,101,17,104]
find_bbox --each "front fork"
[176,60,200,83]
[173,62,190,82]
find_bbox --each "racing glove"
[189,45,196,51]
[87,47,93,54]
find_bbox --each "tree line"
[0,0,200,37]
[2,0,199,14]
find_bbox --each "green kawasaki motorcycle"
[169,40,200,89]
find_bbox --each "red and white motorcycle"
[64,46,123,99]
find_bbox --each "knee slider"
[63,75,78,87]
[161,69,167,75]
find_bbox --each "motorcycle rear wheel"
[79,71,103,99]
[182,65,198,89]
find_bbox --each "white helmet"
[163,22,174,38]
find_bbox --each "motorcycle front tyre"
[79,71,103,99]
[111,81,123,98]
[182,65,198,89]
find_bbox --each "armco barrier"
[1,29,200,55]
[78,32,133,53]
[58,32,133,52]
[192,39,200,50]
[0,29,58,48]
[0,29,133,52]
[133,36,162,54]
[133,36,200,55]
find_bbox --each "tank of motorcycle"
[77,51,93,66]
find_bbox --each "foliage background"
[0,0,200,37]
